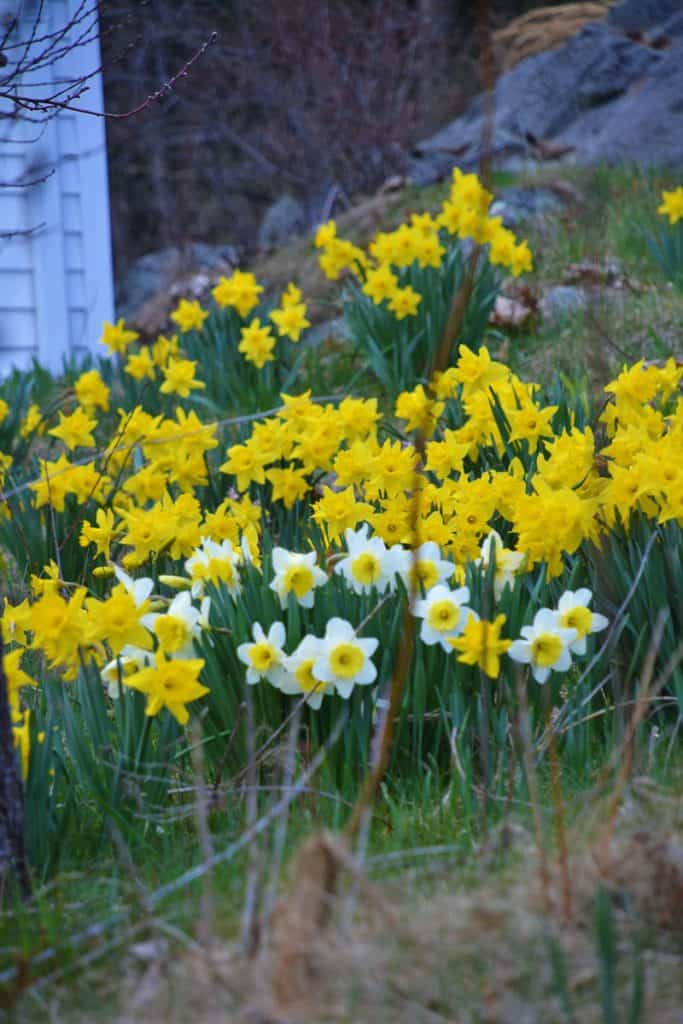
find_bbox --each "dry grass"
[493,3,610,72]
[19,778,681,1024]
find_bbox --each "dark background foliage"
[99,1,576,277]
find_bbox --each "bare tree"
[0,0,214,240]
[100,0,467,272]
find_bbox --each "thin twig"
[0,394,347,507]
[240,686,261,956]
[190,720,214,947]
[544,530,658,744]
[3,33,218,121]
[0,712,347,990]
[261,702,302,941]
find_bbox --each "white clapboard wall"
[0,0,113,376]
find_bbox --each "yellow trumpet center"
[427,600,460,632]
[530,632,563,668]
[329,642,364,679]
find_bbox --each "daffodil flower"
[413,584,473,651]
[555,589,608,656]
[101,646,154,699]
[475,530,525,600]
[237,622,288,687]
[334,523,402,595]
[507,608,577,684]
[281,635,332,708]
[142,591,208,658]
[312,618,378,699]
[269,547,327,609]
[112,564,154,607]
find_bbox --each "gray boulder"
[258,195,306,250]
[656,12,683,38]
[539,286,588,323]
[117,243,238,320]
[305,317,349,349]
[409,23,661,185]
[489,186,565,229]
[558,38,683,167]
[608,0,682,33]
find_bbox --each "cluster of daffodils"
[99,319,206,397]
[3,510,610,769]
[3,563,213,732]
[96,273,310,389]
[238,618,378,709]
[315,167,533,303]
[211,272,309,369]
[1,171,681,781]
[410,574,608,684]
[3,342,680,757]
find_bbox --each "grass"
[508,165,683,381]
[4,750,682,1021]
[4,730,682,1016]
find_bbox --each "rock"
[490,294,534,331]
[563,259,630,288]
[305,317,349,349]
[117,243,238,321]
[559,38,683,167]
[653,12,683,40]
[408,23,663,185]
[608,0,682,33]
[258,195,306,250]
[539,286,588,323]
[489,186,565,229]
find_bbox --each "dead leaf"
[490,295,533,330]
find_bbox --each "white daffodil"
[112,564,154,606]
[507,608,578,684]
[555,589,609,655]
[413,584,474,651]
[142,590,207,658]
[269,547,327,609]
[398,541,455,595]
[185,537,242,598]
[101,645,154,699]
[335,523,402,595]
[312,617,378,699]
[281,634,332,708]
[475,530,525,600]
[237,621,288,687]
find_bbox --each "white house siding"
[0,120,38,374]
[0,0,114,376]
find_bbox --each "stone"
[651,12,683,40]
[116,243,238,320]
[539,286,587,323]
[561,38,683,167]
[258,195,306,250]
[305,317,349,349]
[490,294,534,330]
[489,186,565,229]
[608,0,682,33]
[408,23,661,185]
